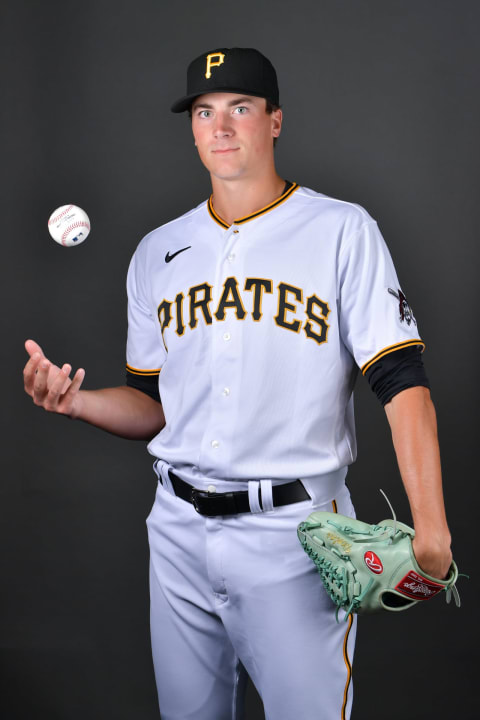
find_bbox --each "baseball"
[48,204,90,247]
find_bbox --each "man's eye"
[234,106,248,114]
[199,110,212,118]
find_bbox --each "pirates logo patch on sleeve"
[387,287,416,326]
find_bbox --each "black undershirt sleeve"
[126,372,161,403]
[364,345,430,406]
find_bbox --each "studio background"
[1,1,477,718]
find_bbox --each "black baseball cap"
[171,47,279,113]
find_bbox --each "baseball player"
[23,48,452,720]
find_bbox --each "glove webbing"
[298,523,373,621]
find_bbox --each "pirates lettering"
[157,276,331,347]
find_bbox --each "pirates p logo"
[205,52,225,79]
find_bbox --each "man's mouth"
[212,147,239,154]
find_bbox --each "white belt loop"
[154,459,175,495]
[248,481,262,513]
[260,480,274,513]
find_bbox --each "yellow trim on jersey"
[361,339,425,375]
[332,499,338,513]
[341,613,354,719]
[126,364,161,377]
[207,182,299,228]
[207,200,229,228]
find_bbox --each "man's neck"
[210,171,286,226]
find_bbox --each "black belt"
[167,471,310,517]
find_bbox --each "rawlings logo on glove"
[364,551,383,574]
[297,502,463,621]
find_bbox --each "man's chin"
[210,168,247,182]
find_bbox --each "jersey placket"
[200,223,244,477]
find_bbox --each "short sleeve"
[126,248,166,381]
[338,220,424,374]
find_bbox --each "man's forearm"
[75,386,166,440]
[384,386,452,577]
[23,341,165,441]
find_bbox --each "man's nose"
[213,112,233,138]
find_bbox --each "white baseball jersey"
[126,183,423,483]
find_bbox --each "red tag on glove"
[364,551,383,574]
[395,570,444,600]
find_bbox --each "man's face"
[191,93,282,181]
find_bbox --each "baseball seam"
[48,205,74,225]
[61,221,90,245]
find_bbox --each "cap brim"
[171,93,203,113]
[171,88,273,113]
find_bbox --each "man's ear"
[272,108,283,138]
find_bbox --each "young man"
[24,48,452,720]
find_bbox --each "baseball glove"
[297,509,460,621]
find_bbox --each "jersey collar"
[207,181,299,229]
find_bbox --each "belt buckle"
[190,487,208,514]
[190,488,237,516]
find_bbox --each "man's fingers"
[32,360,51,402]
[25,339,45,359]
[24,345,84,416]
[67,368,85,395]
[58,364,73,394]
[23,352,43,393]
[61,368,85,418]
[47,364,71,398]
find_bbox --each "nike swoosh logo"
[165,246,191,263]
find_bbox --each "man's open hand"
[23,339,85,418]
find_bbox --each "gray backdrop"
[1,0,477,718]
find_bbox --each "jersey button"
[223,332,231,341]
[207,484,216,493]
[233,229,239,234]
[222,387,230,396]
[211,440,220,449]
[227,253,236,262]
